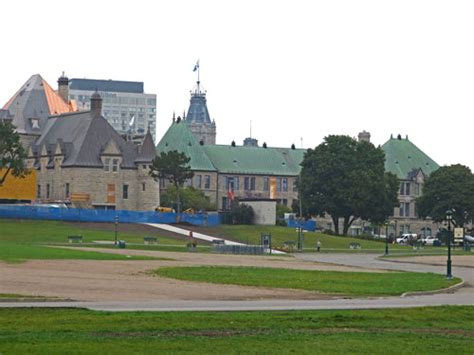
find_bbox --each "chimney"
[57,72,69,103]
[90,91,102,117]
[358,130,371,143]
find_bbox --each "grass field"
[155,266,460,296]
[0,219,180,262]
[200,225,473,256]
[0,307,472,354]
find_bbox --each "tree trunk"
[331,216,339,235]
[175,182,181,215]
[342,216,357,236]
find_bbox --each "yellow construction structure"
[0,169,36,201]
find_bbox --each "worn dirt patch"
[0,248,382,302]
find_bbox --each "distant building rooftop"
[69,78,144,94]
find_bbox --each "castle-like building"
[2,74,158,210]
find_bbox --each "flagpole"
[197,60,200,92]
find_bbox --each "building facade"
[27,93,159,211]
[68,78,157,142]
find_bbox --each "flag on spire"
[193,60,200,72]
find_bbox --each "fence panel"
[0,205,220,226]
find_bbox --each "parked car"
[396,233,417,244]
[464,235,474,244]
[421,235,440,246]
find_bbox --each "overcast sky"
[1,0,473,171]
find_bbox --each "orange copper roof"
[42,78,74,115]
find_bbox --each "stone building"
[27,93,159,210]
[157,119,303,210]
[382,134,440,236]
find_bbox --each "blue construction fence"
[0,205,220,227]
[286,218,317,232]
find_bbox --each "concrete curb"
[378,257,474,269]
[401,280,466,297]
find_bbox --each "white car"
[421,235,439,246]
[464,235,474,244]
[396,233,417,244]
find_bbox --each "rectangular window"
[65,183,70,198]
[195,175,202,189]
[244,177,250,190]
[123,184,129,199]
[263,177,269,191]
[37,185,41,198]
[142,183,146,192]
[282,178,288,192]
[226,176,239,191]
[112,159,119,172]
[251,177,256,190]
[276,177,282,192]
[400,182,411,196]
[104,158,110,171]
[222,197,228,210]
[46,184,50,199]
[293,178,298,192]
[399,202,410,217]
[204,175,211,189]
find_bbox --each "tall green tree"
[299,135,399,235]
[149,150,194,214]
[0,120,29,186]
[417,164,474,227]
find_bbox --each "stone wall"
[36,164,159,211]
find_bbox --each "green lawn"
[0,219,182,262]
[0,307,472,354]
[155,266,459,296]
[207,225,473,256]
[210,225,413,251]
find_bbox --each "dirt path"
[0,248,383,302]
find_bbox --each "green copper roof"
[203,145,305,175]
[156,121,216,171]
[382,136,439,179]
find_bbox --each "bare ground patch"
[0,248,384,302]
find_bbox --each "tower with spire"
[184,63,216,145]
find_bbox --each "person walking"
[316,239,321,252]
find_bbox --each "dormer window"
[103,158,111,172]
[112,158,119,172]
[31,118,40,130]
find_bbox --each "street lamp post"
[384,223,389,256]
[446,210,452,279]
[114,215,119,246]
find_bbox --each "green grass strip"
[0,307,472,354]
[155,266,459,296]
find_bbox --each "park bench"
[349,242,361,249]
[283,241,296,252]
[144,236,158,245]
[68,235,83,243]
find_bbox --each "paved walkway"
[145,223,244,245]
[144,223,284,254]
